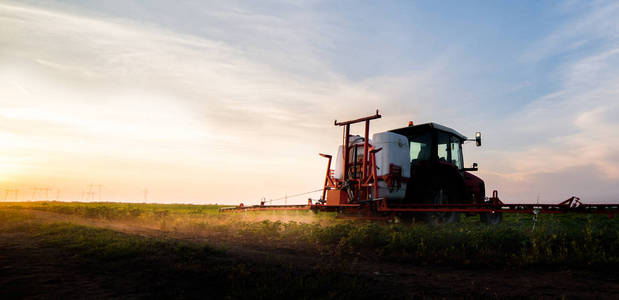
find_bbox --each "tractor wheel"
[424,187,460,225]
[480,211,503,225]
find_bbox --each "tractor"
[318,111,493,224]
[221,111,617,224]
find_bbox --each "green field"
[2,201,617,267]
[0,201,617,298]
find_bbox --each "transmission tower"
[31,187,53,201]
[85,184,103,201]
[4,189,19,201]
[84,185,94,201]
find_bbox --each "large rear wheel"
[424,186,460,225]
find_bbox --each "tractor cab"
[390,123,485,209]
[391,122,468,171]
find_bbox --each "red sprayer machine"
[222,111,618,224]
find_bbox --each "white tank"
[372,131,410,200]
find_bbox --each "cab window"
[437,132,450,163]
[450,135,463,169]
[410,132,431,162]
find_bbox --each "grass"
[1,201,618,268]
[231,213,618,268]
[1,202,617,299]
[0,208,372,299]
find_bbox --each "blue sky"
[1,0,618,204]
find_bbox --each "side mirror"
[462,162,478,172]
[475,132,481,147]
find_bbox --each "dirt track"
[1,209,618,299]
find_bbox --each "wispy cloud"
[0,2,446,203]
[521,1,619,63]
[483,1,619,203]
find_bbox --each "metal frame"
[220,193,618,218]
[321,110,382,205]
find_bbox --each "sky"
[1,0,618,204]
